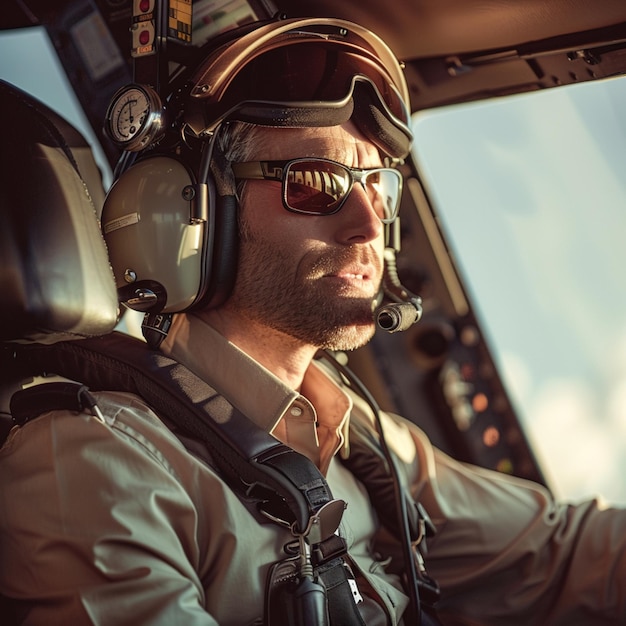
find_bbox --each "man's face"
[225,122,387,351]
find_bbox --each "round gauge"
[105,84,165,151]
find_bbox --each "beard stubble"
[226,224,382,351]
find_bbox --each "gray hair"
[210,121,269,198]
[216,121,266,162]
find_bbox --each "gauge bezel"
[104,83,165,151]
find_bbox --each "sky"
[413,76,626,504]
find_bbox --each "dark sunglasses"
[231,158,402,223]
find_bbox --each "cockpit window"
[412,75,626,504]
[0,26,112,187]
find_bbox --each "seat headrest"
[0,80,118,344]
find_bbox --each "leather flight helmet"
[102,16,413,315]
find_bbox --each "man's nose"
[332,184,384,245]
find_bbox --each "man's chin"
[325,281,379,302]
[320,320,377,352]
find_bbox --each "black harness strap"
[342,420,441,615]
[319,562,366,626]
[10,381,96,420]
[7,332,331,534]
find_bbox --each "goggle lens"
[186,20,414,156]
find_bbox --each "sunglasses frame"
[231,157,403,224]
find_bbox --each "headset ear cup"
[102,156,204,313]
[196,193,239,309]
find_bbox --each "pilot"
[1,15,625,626]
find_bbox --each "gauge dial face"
[110,87,149,142]
[105,84,164,150]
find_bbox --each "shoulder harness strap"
[7,333,336,536]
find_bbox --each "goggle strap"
[351,81,413,158]
[234,100,354,128]
[226,81,411,158]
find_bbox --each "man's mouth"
[323,265,381,295]
[336,271,367,281]
[309,249,383,287]
[328,264,373,280]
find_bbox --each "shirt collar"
[160,312,352,456]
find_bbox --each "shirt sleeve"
[0,393,218,626]
[384,411,626,625]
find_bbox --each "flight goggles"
[231,157,402,223]
[184,18,413,157]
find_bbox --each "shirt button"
[290,405,303,417]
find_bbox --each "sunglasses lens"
[364,169,402,222]
[284,160,401,221]
[285,161,352,214]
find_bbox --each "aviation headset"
[101,16,418,326]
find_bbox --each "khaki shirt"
[0,312,625,624]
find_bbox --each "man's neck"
[197,308,317,391]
